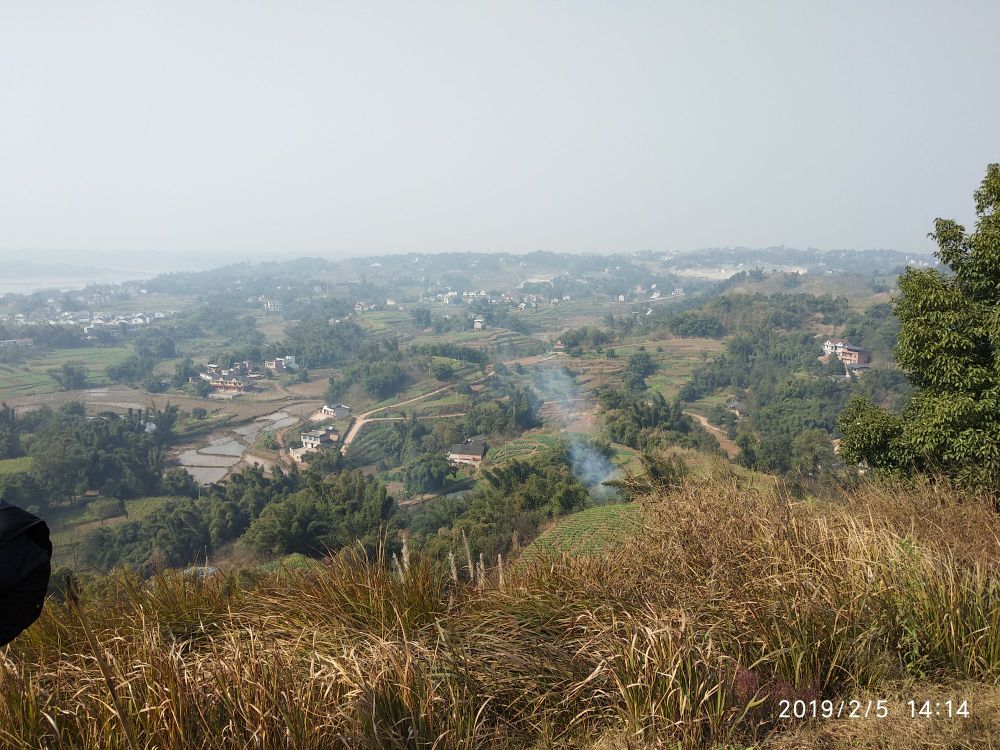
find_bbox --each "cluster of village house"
[298,404,351,444]
[414,286,684,309]
[0,337,34,349]
[4,309,172,336]
[197,355,299,394]
[822,338,871,374]
[286,404,353,462]
[292,411,489,470]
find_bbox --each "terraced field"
[419,327,543,358]
[0,346,132,399]
[124,495,183,520]
[520,503,641,561]
[0,456,34,476]
[46,495,189,567]
[485,434,561,464]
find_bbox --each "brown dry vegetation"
[2,475,998,749]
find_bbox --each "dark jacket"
[0,501,52,647]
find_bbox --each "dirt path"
[339,384,463,453]
[337,412,467,456]
[684,411,740,458]
[335,353,558,456]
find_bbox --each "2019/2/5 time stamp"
[778,699,970,720]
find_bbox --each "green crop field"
[0,346,132,399]
[685,388,732,415]
[486,434,561,464]
[125,496,184,520]
[0,456,34,476]
[403,392,470,415]
[44,495,188,567]
[520,503,641,561]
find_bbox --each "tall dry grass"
[2,476,998,749]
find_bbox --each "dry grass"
[2,477,998,749]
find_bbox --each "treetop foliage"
[839,164,1000,492]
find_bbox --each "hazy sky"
[2,1,998,269]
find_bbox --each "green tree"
[431,360,455,381]
[88,498,125,522]
[411,307,432,329]
[403,454,453,494]
[0,472,46,512]
[364,361,406,399]
[241,470,393,557]
[838,165,1000,493]
[162,467,199,498]
[787,429,837,480]
[49,363,88,390]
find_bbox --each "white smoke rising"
[533,365,620,499]
[567,438,620,500]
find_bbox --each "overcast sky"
[1,1,998,270]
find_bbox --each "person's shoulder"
[0,503,46,549]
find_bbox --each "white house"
[822,339,847,356]
[322,403,352,418]
[301,427,338,450]
[265,355,299,373]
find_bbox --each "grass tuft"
[2,475,998,748]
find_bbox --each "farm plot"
[0,346,132,400]
[486,434,561,464]
[520,503,641,561]
[0,456,34,477]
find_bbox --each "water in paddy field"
[173,409,296,484]
[176,450,241,468]
[182,466,231,485]
[198,439,245,457]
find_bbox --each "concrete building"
[448,436,487,465]
[321,403,352,418]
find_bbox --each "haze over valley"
[1,3,998,748]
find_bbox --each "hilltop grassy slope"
[3,475,998,749]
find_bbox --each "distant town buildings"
[0,307,174,337]
[203,376,251,393]
[198,360,260,394]
[0,338,33,348]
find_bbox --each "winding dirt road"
[684,411,740,458]
[339,384,461,454]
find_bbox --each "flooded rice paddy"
[174,410,299,485]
